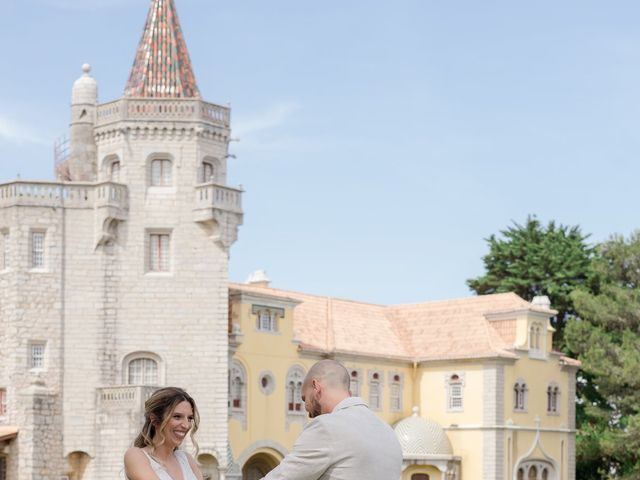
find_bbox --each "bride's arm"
[124,448,162,480]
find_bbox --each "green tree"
[467,216,594,347]
[565,232,640,479]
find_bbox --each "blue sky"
[1,0,639,304]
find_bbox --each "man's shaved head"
[304,359,350,391]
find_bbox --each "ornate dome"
[71,64,97,105]
[394,407,453,456]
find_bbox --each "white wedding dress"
[122,449,199,480]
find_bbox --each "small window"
[286,366,305,414]
[349,370,360,397]
[31,231,45,269]
[1,231,8,270]
[0,388,6,416]
[390,374,402,412]
[201,162,214,183]
[228,361,247,426]
[128,357,158,385]
[447,373,464,411]
[528,465,537,479]
[369,371,382,410]
[150,159,172,186]
[110,161,121,182]
[514,381,527,412]
[517,468,524,480]
[411,475,430,480]
[148,233,170,272]
[29,342,46,369]
[0,456,6,480]
[547,384,560,414]
[257,310,276,332]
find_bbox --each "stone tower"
[0,0,243,478]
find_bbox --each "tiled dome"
[394,407,453,456]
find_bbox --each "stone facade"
[0,1,243,478]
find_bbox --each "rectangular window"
[151,159,172,186]
[29,342,45,369]
[0,455,6,480]
[449,384,463,409]
[31,231,45,268]
[148,233,170,272]
[0,388,6,416]
[1,231,8,270]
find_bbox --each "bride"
[124,387,204,480]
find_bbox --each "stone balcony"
[96,98,230,128]
[0,180,128,212]
[97,385,159,413]
[193,182,244,249]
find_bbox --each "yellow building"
[227,273,578,480]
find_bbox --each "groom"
[261,360,403,480]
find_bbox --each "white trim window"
[547,384,560,414]
[1,231,8,270]
[286,366,305,414]
[369,371,383,411]
[31,231,45,269]
[29,342,46,369]
[349,369,360,397]
[148,233,170,272]
[229,361,246,411]
[390,373,402,412]
[0,388,6,417]
[150,158,172,186]
[127,357,158,385]
[257,310,276,332]
[446,373,464,412]
[514,380,527,412]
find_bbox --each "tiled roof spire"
[124,0,200,98]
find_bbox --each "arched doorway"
[198,453,219,480]
[242,451,280,480]
[66,451,91,480]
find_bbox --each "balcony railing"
[96,98,230,128]
[98,385,159,411]
[194,182,243,215]
[0,180,128,210]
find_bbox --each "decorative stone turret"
[68,64,98,181]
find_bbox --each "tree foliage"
[565,232,640,479]
[467,216,594,346]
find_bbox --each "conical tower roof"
[124,0,200,98]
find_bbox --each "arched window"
[514,380,527,412]
[369,371,382,410]
[390,373,402,412]
[286,366,305,414]
[349,370,360,397]
[528,465,537,479]
[547,384,560,414]
[517,468,524,480]
[447,373,464,411]
[229,362,246,410]
[127,357,158,385]
[150,158,172,186]
[200,161,215,183]
[110,161,121,182]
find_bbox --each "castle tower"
[68,64,98,181]
[0,0,242,478]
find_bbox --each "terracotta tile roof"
[229,283,561,362]
[124,0,200,98]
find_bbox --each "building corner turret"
[68,63,97,181]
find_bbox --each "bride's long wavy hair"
[133,387,200,456]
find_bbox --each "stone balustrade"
[0,181,128,210]
[98,385,159,411]
[194,182,243,215]
[96,98,230,128]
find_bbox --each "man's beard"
[309,397,322,418]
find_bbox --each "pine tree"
[565,232,640,479]
[467,216,594,347]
